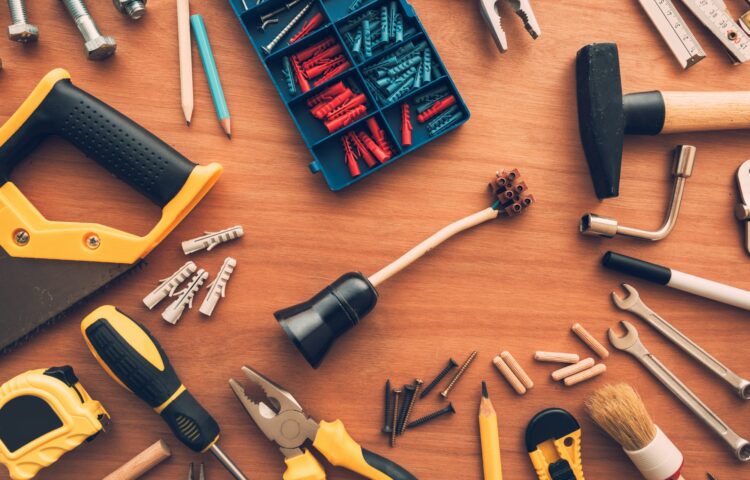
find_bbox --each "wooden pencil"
[479,382,502,480]
[177,0,193,126]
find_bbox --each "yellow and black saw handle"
[1,69,196,206]
[311,420,418,480]
[0,69,222,265]
[81,306,220,453]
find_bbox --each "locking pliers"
[479,0,540,52]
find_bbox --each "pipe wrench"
[479,0,540,53]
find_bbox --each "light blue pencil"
[191,14,231,138]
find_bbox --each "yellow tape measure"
[525,408,584,480]
[0,366,109,480]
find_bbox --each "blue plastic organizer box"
[229,0,470,191]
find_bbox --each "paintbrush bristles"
[585,383,657,452]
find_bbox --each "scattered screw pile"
[382,354,475,447]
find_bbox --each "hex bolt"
[60,0,117,60]
[382,379,393,434]
[441,351,478,398]
[390,389,401,447]
[406,403,455,430]
[113,0,147,20]
[420,358,458,399]
[13,229,29,246]
[399,379,422,435]
[7,0,38,43]
[395,384,415,436]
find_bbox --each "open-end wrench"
[608,320,750,462]
[612,284,750,400]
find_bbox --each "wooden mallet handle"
[661,91,750,134]
[103,440,171,480]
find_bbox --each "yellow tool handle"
[81,306,220,453]
[479,411,502,480]
[283,450,327,480]
[312,420,417,480]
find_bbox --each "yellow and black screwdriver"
[81,305,249,480]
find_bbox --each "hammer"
[577,43,750,199]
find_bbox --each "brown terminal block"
[441,351,478,398]
[488,169,534,217]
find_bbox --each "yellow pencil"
[479,381,502,480]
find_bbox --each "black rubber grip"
[602,251,672,285]
[84,317,181,408]
[0,78,196,207]
[160,389,220,452]
[623,91,666,135]
[362,448,418,480]
[84,313,219,452]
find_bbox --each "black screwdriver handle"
[81,306,220,452]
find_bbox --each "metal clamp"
[580,145,696,241]
[735,159,750,255]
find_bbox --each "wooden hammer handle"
[662,91,750,134]
[103,440,171,480]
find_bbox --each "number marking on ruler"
[681,0,750,63]
[639,0,706,68]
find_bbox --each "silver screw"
[60,0,117,60]
[13,229,29,246]
[262,1,313,55]
[7,0,38,43]
[113,0,146,20]
[85,233,101,249]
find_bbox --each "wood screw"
[420,358,457,399]
[441,351,478,398]
[390,389,401,447]
[399,379,422,435]
[406,403,455,430]
[382,379,393,434]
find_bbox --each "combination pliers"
[229,366,418,480]
[479,0,541,52]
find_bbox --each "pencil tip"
[186,121,191,126]
[227,133,232,139]
[481,381,488,398]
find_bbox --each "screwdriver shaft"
[210,444,249,480]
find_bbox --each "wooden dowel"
[500,351,534,390]
[492,355,526,395]
[572,323,609,359]
[563,363,606,387]
[103,440,171,480]
[534,351,580,364]
[551,358,595,381]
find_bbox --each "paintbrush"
[585,383,686,480]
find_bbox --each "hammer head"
[576,43,623,199]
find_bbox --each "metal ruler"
[638,0,705,69]
[681,0,750,63]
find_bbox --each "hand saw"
[639,0,750,67]
[0,68,222,352]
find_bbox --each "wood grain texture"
[0,0,749,479]
[662,91,750,133]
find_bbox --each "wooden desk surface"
[1,0,750,478]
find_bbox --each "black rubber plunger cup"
[274,272,379,368]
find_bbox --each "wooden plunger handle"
[662,92,750,134]
[103,440,171,480]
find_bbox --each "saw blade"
[681,0,750,63]
[638,0,706,68]
[0,246,138,353]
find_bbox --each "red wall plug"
[289,12,325,44]
[401,103,413,147]
[417,95,456,123]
